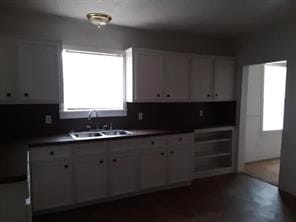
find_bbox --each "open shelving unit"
[193,127,235,179]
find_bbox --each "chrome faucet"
[87,110,99,130]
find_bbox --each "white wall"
[0,13,233,56]
[244,64,282,163]
[235,24,296,195]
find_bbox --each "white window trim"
[59,45,127,119]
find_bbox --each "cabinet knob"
[170,150,174,154]
[151,141,155,145]
[166,94,170,98]
[215,93,218,97]
[113,158,117,162]
[6,93,11,97]
[50,151,54,155]
[156,94,160,98]
[178,138,183,142]
[100,160,104,164]
[64,164,69,169]
[24,93,29,97]
[160,152,164,156]
[207,94,211,97]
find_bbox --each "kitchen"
[1,1,296,222]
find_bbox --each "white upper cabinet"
[0,36,61,104]
[18,40,61,103]
[134,51,163,101]
[190,57,213,101]
[126,48,235,102]
[163,55,190,100]
[213,58,235,101]
[0,37,18,102]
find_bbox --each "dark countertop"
[0,125,235,184]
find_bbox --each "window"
[61,49,125,118]
[262,62,287,131]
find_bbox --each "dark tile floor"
[34,174,296,222]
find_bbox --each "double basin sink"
[69,129,133,140]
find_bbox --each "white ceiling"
[1,0,295,36]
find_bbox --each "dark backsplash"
[0,102,236,139]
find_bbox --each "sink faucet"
[88,110,99,130]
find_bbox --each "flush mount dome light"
[87,13,112,28]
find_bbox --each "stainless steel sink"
[100,130,133,136]
[69,130,133,140]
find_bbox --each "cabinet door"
[163,55,190,100]
[213,59,235,101]
[31,161,73,211]
[168,144,193,184]
[18,40,61,103]
[139,147,167,190]
[0,37,18,102]
[74,155,108,203]
[190,57,213,101]
[134,52,163,101]
[109,152,138,196]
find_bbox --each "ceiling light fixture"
[87,13,112,28]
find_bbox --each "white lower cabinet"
[139,146,167,190]
[30,133,194,212]
[74,155,108,203]
[31,160,73,211]
[109,152,138,196]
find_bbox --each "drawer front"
[30,145,72,162]
[73,142,107,158]
[109,139,138,153]
[167,133,194,145]
[140,136,167,148]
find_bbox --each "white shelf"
[194,152,231,159]
[195,138,232,144]
[194,167,234,179]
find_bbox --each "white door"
[74,155,108,203]
[0,37,18,102]
[163,55,190,100]
[190,57,213,101]
[109,152,138,196]
[168,144,193,184]
[135,52,163,101]
[31,161,73,211]
[18,40,61,103]
[213,58,235,101]
[139,147,167,190]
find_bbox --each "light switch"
[199,110,204,117]
[45,115,52,124]
[138,112,143,120]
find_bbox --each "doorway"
[239,61,287,186]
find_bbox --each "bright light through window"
[62,50,124,111]
[263,63,287,131]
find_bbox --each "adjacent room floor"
[34,174,296,222]
[243,158,280,186]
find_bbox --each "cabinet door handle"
[24,93,29,97]
[215,93,218,97]
[156,93,160,98]
[113,158,117,162]
[170,151,174,154]
[50,151,54,156]
[64,164,69,169]
[99,160,104,164]
[160,152,165,156]
[207,94,211,97]
[178,138,183,142]
[6,93,11,97]
[166,94,170,98]
[151,141,155,145]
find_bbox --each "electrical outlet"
[199,110,204,117]
[138,112,143,120]
[45,115,52,124]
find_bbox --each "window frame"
[59,45,127,119]
[261,61,287,133]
